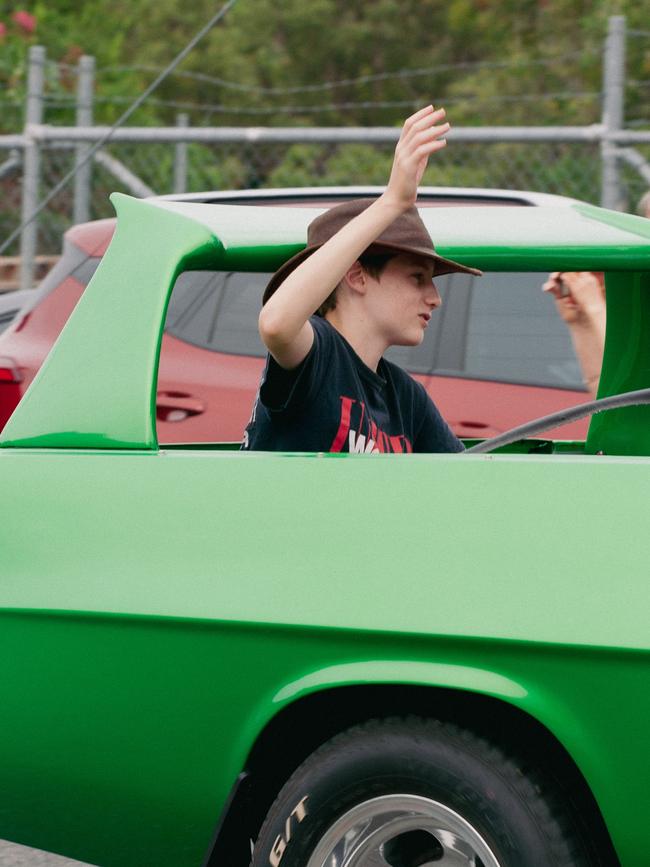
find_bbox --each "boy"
[243,106,482,454]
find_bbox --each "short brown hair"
[316,251,396,317]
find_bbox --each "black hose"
[465,387,650,454]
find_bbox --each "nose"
[427,281,442,309]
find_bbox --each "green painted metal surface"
[0,195,220,449]
[0,449,648,649]
[0,194,649,865]
[154,197,650,272]
[587,271,650,455]
[1,608,646,867]
[0,448,649,864]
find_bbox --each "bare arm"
[543,271,606,397]
[258,105,451,369]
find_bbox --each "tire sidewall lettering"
[268,795,309,867]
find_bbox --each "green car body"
[1,195,649,866]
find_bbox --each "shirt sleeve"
[258,315,330,413]
[413,382,465,453]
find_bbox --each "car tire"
[251,716,590,867]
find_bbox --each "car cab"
[0,186,589,439]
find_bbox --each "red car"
[0,187,590,443]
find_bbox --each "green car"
[1,194,649,867]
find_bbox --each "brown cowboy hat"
[263,197,482,304]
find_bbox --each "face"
[365,253,442,347]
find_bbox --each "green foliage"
[186,145,249,191]
[0,1,649,205]
[266,145,329,187]
[3,0,648,130]
[321,145,394,186]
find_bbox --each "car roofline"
[152,186,582,208]
[61,187,584,246]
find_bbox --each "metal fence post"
[19,44,45,290]
[73,55,95,224]
[173,113,189,193]
[600,15,626,210]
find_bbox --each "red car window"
[164,269,583,391]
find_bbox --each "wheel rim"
[305,793,502,867]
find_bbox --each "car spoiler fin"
[0,194,222,450]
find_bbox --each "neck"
[325,309,385,371]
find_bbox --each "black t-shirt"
[242,316,464,454]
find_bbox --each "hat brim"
[262,243,482,305]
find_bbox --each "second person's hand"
[543,271,606,326]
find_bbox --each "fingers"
[398,117,450,163]
[400,105,447,141]
[410,107,446,133]
[555,272,590,297]
[542,272,563,296]
[401,105,436,132]
[419,137,448,156]
[543,272,605,318]
[411,122,451,150]
[386,106,450,208]
[544,272,562,287]
[561,272,607,314]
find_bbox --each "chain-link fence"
[36,137,611,225]
[1,15,650,289]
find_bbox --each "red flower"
[0,22,6,38]
[12,10,37,34]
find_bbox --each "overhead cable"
[38,90,602,117]
[97,51,598,94]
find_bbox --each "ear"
[342,260,368,296]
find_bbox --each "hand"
[543,271,606,396]
[383,105,450,211]
[542,271,606,326]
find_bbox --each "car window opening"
[163,269,584,387]
[155,268,588,450]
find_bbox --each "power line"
[0,0,237,258]
[97,51,598,95]
[190,89,599,115]
[36,90,602,117]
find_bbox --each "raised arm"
[258,105,451,369]
[543,271,606,397]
